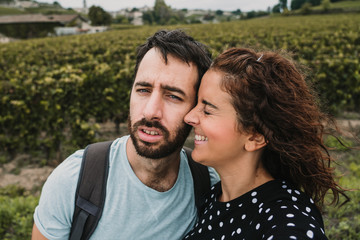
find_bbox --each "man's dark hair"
[134,29,212,89]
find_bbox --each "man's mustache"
[132,118,170,138]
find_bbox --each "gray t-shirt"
[34,135,219,239]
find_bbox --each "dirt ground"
[0,119,359,194]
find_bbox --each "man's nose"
[143,92,163,121]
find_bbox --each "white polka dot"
[252,198,258,203]
[281,206,287,209]
[226,203,230,208]
[251,191,257,196]
[272,225,277,228]
[310,198,314,204]
[208,225,212,230]
[307,230,314,238]
[219,222,223,227]
[230,218,234,224]
[259,203,264,208]
[302,212,309,216]
[265,208,270,213]
[202,219,205,224]
[210,205,213,209]
[287,189,292,194]
[321,228,325,234]
[205,199,208,203]
[268,215,273,221]
[237,228,241,234]
[209,215,213,220]
[292,196,298,201]
[198,228,202,233]
[238,203,243,208]
[217,210,220,215]
[211,186,215,190]
[231,231,235,236]
[259,208,263,213]
[293,205,299,210]
[287,213,295,218]
[282,185,287,188]
[290,236,297,239]
[242,214,246,219]
[267,235,273,240]
[221,235,225,240]
[287,223,295,227]
[256,223,261,230]
[310,223,315,228]
[306,207,311,213]
[204,210,208,214]
[211,194,214,198]
[295,190,300,195]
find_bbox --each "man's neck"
[126,138,181,192]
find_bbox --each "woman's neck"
[217,158,274,202]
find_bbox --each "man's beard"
[128,116,192,159]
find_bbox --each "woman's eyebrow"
[202,99,218,110]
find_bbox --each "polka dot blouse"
[183,179,327,240]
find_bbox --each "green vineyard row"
[0,14,359,161]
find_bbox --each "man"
[32,30,218,240]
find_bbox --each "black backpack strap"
[69,141,113,240]
[183,146,211,212]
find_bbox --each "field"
[0,13,359,239]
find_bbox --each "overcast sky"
[40,0,279,12]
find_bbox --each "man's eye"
[169,95,182,101]
[204,110,211,115]
[137,89,149,93]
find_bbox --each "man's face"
[128,48,198,159]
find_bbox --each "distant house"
[0,33,15,43]
[0,14,88,26]
[0,14,99,38]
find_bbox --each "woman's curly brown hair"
[211,47,348,210]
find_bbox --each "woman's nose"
[184,107,198,126]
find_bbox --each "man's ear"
[244,133,267,152]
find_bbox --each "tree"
[300,2,312,14]
[215,10,223,16]
[153,0,171,25]
[290,0,306,10]
[308,0,322,6]
[232,9,242,15]
[272,3,281,13]
[88,5,112,26]
[280,0,288,11]
[321,0,331,12]
[142,10,155,25]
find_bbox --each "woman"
[183,48,347,239]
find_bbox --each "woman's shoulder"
[254,180,327,239]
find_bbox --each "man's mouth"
[142,129,160,136]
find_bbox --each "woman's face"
[184,70,251,168]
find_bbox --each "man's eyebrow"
[134,81,152,87]
[162,84,186,97]
[202,99,218,110]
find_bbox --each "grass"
[312,0,360,10]
[0,6,23,16]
